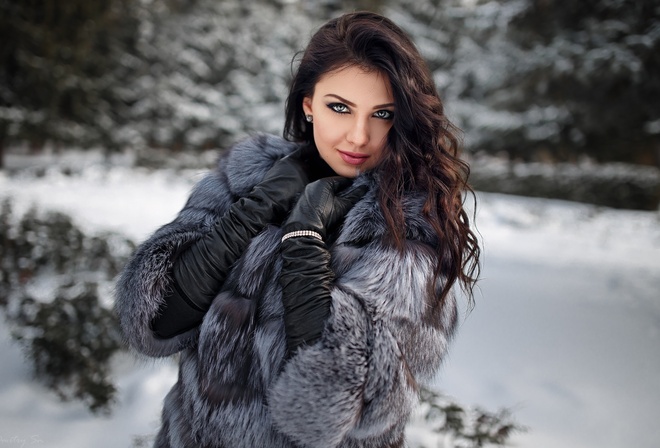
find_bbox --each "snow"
[0,161,201,242]
[2,0,658,444]
[1,157,659,447]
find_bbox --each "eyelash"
[374,110,394,120]
[328,103,350,114]
[327,103,394,120]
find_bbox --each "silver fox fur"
[114,134,458,448]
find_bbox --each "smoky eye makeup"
[326,102,394,120]
[373,110,394,120]
[327,102,349,114]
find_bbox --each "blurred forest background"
[1,0,659,207]
[0,0,659,446]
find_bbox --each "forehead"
[313,65,393,105]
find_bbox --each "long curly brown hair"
[284,11,480,305]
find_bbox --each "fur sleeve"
[268,239,457,447]
[114,170,234,357]
[114,134,297,358]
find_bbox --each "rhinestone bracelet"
[281,230,323,243]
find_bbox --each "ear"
[302,97,313,116]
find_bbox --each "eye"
[328,103,350,114]
[373,110,394,120]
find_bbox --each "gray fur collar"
[223,134,299,197]
[222,134,438,247]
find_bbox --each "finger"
[324,176,354,193]
[331,185,366,219]
[339,184,368,203]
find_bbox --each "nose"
[346,117,370,147]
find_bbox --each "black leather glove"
[279,178,367,355]
[152,148,310,338]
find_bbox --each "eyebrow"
[324,94,395,110]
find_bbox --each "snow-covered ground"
[1,156,659,447]
[439,195,660,447]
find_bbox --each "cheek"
[313,115,345,149]
[370,125,392,160]
[364,147,386,171]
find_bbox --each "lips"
[338,150,369,166]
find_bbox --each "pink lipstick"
[338,150,369,166]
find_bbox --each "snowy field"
[1,154,659,448]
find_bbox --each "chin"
[333,166,361,178]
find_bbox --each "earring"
[305,114,313,123]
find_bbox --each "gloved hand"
[242,146,313,225]
[152,148,310,338]
[282,177,367,238]
[279,177,367,355]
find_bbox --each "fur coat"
[115,134,458,448]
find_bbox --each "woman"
[115,11,480,448]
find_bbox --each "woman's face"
[303,65,395,178]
